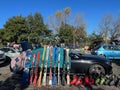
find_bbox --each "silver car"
[0,50,6,61]
[0,47,20,59]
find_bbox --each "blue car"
[91,44,120,60]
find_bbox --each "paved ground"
[0,60,120,90]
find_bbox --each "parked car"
[0,47,20,59]
[69,50,112,75]
[0,50,6,62]
[91,44,120,60]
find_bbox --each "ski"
[33,51,40,86]
[66,48,70,86]
[37,45,46,87]
[21,49,32,86]
[52,46,58,86]
[29,53,36,84]
[48,45,53,85]
[61,48,66,86]
[42,45,50,86]
[57,47,61,85]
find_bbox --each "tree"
[2,12,51,44]
[59,24,74,45]
[3,15,28,42]
[55,11,63,33]
[98,13,120,43]
[98,14,113,43]
[72,13,86,47]
[110,13,120,40]
[26,13,48,38]
[89,32,103,49]
[63,7,71,24]
[47,7,71,34]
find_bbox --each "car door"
[113,45,120,59]
[103,45,114,59]
[117,45,120,59]
[70,53,87,74]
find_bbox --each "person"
[84,46,90,54]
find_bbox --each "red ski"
[48,45,53,85]
[33,51,40,86]
[30,54,36,84]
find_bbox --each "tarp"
[113,37,120,42]
[31,47,70,68]
[10,46,71,73]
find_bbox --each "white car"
[0,50,6,63]
[0,47,20,58]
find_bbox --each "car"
[69,50,112,75]
[0,50,6,65]
[0,50,6,62]
[91,44,120,60]
[0,47,20,59]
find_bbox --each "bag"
[10,51,26,73]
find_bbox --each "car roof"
[0,47,15,49]
[102,44,119,46]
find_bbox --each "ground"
[0,60,120,90]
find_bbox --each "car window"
[103,46,109,50]
[0,48,8,52]
[9,48,15,53]
[103,45,113,50]
[113,45,120,50]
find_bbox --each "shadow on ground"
[0,73,30,90]
[0,56,11,68]
[112,60,120,66]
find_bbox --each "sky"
[0,0,120,34]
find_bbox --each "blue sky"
[0,0,120,34]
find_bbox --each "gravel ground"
[0,60,120,90]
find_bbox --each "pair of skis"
[57,47,61,85]
[29,51,40,86]
[61,48,70,86]
[52,46,62,86]
[66,49,70,86]
[38,45,46,87]
[42,45,50,86]
[52,46,57,85]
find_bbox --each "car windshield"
[93,45,101,50]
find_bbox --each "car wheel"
[89,64,105,75]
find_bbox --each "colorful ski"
[48,45,53,85]
[61,48,66,86]
[30,54,36,84]
[42,45,50,86]
[52,46,58,85]
[66,48,70,86]
[33,51,40,86]
[38,45,46,87]
[21,49,32,86]
[57,47,61,85]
